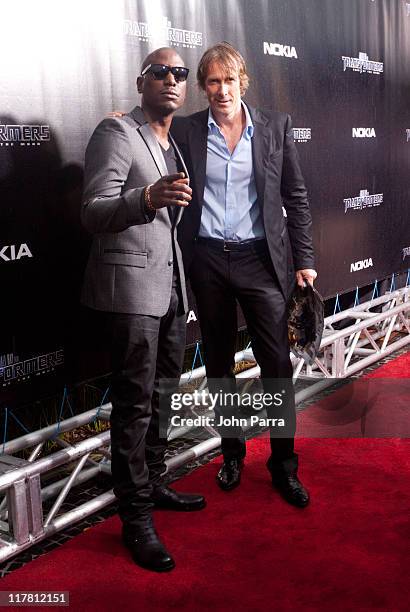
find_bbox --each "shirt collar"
[207,101,254,139]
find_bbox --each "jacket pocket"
[101,249,147,267]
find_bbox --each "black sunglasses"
[141,63,189,82]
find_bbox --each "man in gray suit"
[81,47,205,573]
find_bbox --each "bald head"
[140,47,185,73]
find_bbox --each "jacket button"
[168,260,173,266]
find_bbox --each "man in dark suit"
[173,43,317,507]
[81,47,205,573]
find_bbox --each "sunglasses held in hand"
[141,64,190,82]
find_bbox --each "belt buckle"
[223,241,231,252]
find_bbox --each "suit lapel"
[248,106,271,211]
[129,106,168,176]
[138,123,168,177]
[128,106,170,227]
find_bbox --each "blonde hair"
[197,42,249,95]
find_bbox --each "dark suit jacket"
[171,104,315,300]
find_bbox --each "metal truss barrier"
[0,287,408,562]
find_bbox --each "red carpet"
[364,350,410,378]
[297,351,410,437]
[1,352,409,611]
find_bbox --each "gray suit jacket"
[81,106,188,316]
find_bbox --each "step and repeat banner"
[0,0,409,407]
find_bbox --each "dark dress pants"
[107,285,186,527]
[190,240,298,476]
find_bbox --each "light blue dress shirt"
[199,102,265,242]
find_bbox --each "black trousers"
[190,240,298,476]
[107,285,186,527]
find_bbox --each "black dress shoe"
[122,522,175,572]
[271,473,310,508]
[151,485,206,511]
[216,458,243,491]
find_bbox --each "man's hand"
[108,111,125,118]
[296,268,317,287]
[106,115,191,210]
[149,173,192,209]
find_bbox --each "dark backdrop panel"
[0,0,408,407]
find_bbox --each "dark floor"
[0,346,407,578]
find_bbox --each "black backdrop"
[1,0,409,407]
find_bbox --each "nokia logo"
[263,42,298,58]
[0,243,33,262]
[352,127,376,138]
[350,258,373,272]
[342,52,383,74]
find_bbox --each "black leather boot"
[216,458,244,491]
[122,519,175,572]
[271,472,310,508]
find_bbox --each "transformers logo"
[0,124,50,146]
[123,16,202,48]
[344,189,383,213]
[293,128,311,142]
[342,52,383,74]
[0,349,64,385]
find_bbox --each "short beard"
[158,102,179,116]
